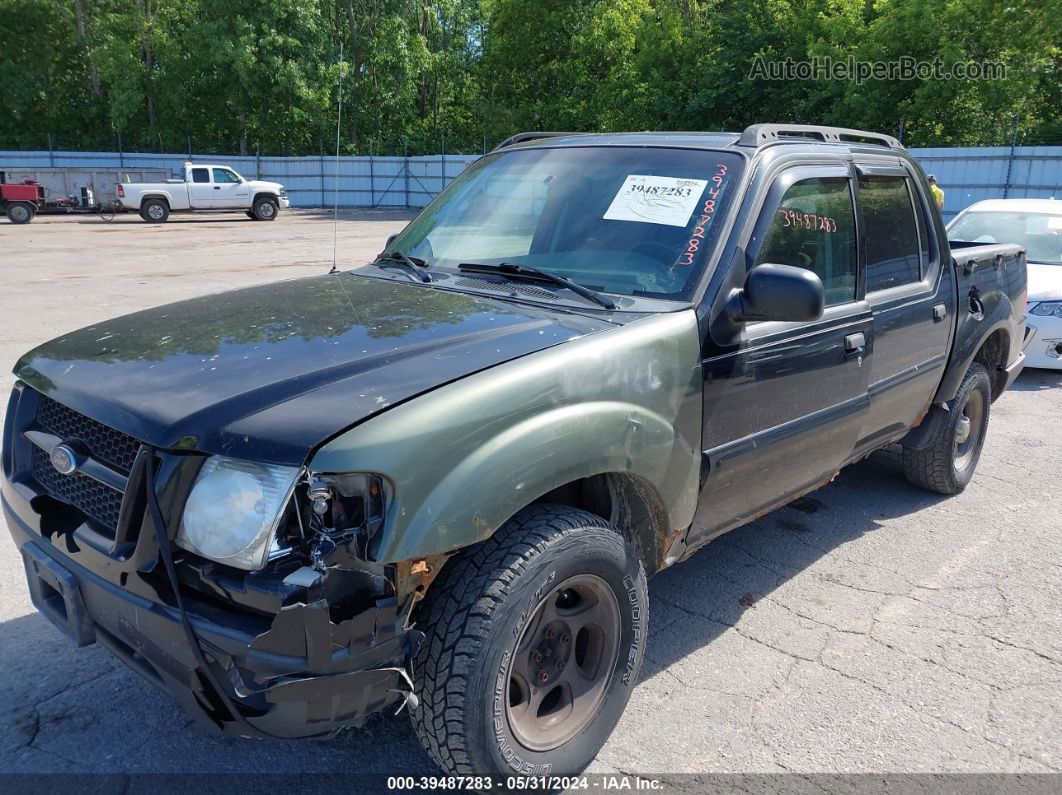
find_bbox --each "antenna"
[329,43,345,274]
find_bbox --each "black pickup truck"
[3,124,1026,778]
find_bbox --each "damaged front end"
[170,469,435,738]
[1,382,435,742]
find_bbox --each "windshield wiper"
[457,262,616,309]
[372,250,432,283]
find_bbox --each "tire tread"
[409,504,621,775]
[902,362,991,494]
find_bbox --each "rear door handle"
[933,303,947,321]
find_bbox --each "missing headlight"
[290,472,389,568]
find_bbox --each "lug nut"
[560,633,571,644]
[545,628,556,640]
[531,650,543,663]
[542,646,552,657]
[557,660,566,670]
[539,671,550,683]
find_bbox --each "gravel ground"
[0,211,1059,777]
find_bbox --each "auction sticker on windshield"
[603,175,709,227]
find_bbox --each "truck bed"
[939,242,1026,402]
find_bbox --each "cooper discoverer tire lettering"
[410,504,647,777]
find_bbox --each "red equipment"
[1,178,45,224]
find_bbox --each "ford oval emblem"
[50,444,79,475]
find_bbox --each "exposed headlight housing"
[176,457,300,571]
[1030,301,1062,318]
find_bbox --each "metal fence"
[1,145,1059,216]
[0,149,480,209]
[913,145,1062,220]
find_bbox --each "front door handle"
[213,186,221,190]
[933,303,947,321]
[844,332,866,355]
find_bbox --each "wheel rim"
[148,204,164,220]
[10,205,29,222]
[954,389,984,471]
[259,202,274,218]
[505,574,621,752]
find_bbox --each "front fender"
[309,310,703,563]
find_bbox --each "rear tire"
[902,362,991,494]
[140,199,169,223]
[252,196,278,221]
[410,504,647,777]
[6,202,33,224]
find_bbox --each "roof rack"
[738,124,902,150]
[492,132,586,151]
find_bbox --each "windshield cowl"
[350,264,689,315]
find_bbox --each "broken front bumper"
[3,468,419,741]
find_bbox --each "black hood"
[14,274,612,464]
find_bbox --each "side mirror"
[732,263,825,323]
[385,233,398,250]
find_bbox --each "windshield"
[949,210,1062,264]
[388,146,744,299]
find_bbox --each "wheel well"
[253,192,278,205]
[973,329,1009,400]
[532,473,674,575]
[142,195,170,208]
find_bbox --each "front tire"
[411,504,647,777]
[902,362,992,494]
[6,202,34,224]
[140,199,169,223]
[252,196,278,221]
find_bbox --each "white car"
[116,162,289,223]
[948,198,1062,369]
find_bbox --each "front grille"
[28,394,144,537]
[37,395,140,474]
[31,446,124,530]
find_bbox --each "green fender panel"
[310,309,703,563]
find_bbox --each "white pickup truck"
[115,163,289,223]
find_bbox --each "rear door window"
[191,168,209,183]
[753,176,858,306]
[859,175,922,291]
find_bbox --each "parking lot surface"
[1,212,1060,775]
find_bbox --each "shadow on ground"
[1009,367,1062,391]
[0,452,946,773]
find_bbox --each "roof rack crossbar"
[492,132,586,151]
[738,124,902,149]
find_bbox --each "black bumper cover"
[3,486,419,739]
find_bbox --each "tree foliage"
[0,0,1058,154]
